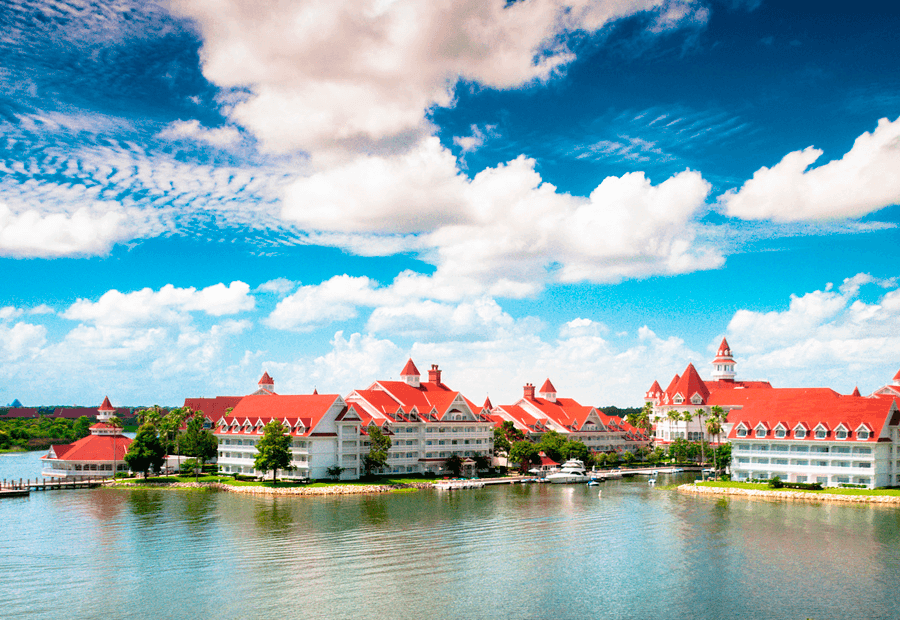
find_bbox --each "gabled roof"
[99,396,115,412]
[224,394,342,436]
[483,396,492,410]
[645,380,663,399]
[183,396,244,422]
[258,372,274,385]
[712,337,734,363]
[539,378,556,394]
[725,388,897,442]
[852,386,861,397]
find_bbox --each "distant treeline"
[0,416,93,451]
[598,406,642,418]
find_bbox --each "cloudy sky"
[2,0,899,408]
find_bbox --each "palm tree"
[108,415,123,481]
[694,408,709,466]
[161,407,190,473]
[708,405,726,478]
[666,409,682,442]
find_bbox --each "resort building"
[646,338,772,446]
[345,361,494,476]
[725,387,900,488]
[214,387,365,480]
[491,379,650,453]
[41,397,132,479]
[646,337,900,488]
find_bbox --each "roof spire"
[401,359,421,387]
[711,337,736,382]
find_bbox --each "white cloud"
[366,297,517,340]
[27,304,55,316]
[0,203,150,258]
[0,322,47,362]
[722,116,900,221]
[171,0,707,161]
[63,282,255,326]
[157,120,243,148]
[284,141,718,292]
[265,275,385,330]
[0,306,24,322]
[453,124,495,154]
[725,274,900,390]
[255,278,298,296]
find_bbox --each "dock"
[0,477,103,497]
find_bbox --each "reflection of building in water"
[207,361,495,479]
[646,338,900,488]
[41,397,132,479]
[489,378,650,454]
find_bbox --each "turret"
[711,337,736,382]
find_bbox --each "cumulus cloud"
[172,0,707,161]
[725,274,900,390]
[255,278,298,296]
[722,116,900,221]
[63,282,255,326]
[284,140,717,291]
[0,203,150,258]
[0,306,24,322]
[366,297,517,341]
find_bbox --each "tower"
[711,337,736,382]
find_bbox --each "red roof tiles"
[44,433,132,462]
[99,396,115,411]
[400,359,420,377]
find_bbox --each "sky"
[1,0,899,408]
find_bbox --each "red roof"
[400,359,420,377]
[258,371,274,385]
[43,433,132,462]
[645,380,663,398]
[539,378,557,394]
[669,363,709,404]
[219,394,341,436]
[724,388,897,441]
[538,452,559,467]
[483,396,492,410]
[99,396,115,411]
[894,368,900,382]
[2,407,39,418]
[183,396,244,422]
[852,386,861,397]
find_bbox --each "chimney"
[428,364,442,384]
[524,383,535,400]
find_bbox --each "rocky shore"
[679,483,900,505]
[109,480,436,496]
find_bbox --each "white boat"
[546,459,589,484]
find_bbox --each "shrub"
[769,476,784,489]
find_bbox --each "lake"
[2,450,899,619]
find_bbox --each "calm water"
[2,451,900,619]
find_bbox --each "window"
[836,429,848,440]
[737,427,747,438]
[796,476,807,483]
[857,429,870,440]
[853,446,872,455]
[755,427,767,438]
[815,460,828,467]
[795,428,806,439]
[773,458,788,466]
[811,445,829,453]
[815,429,827,439]
[775,428,786,438]
[790,445,809,453]
[793,459,808,466]
[856,462,872,469]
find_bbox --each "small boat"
[546,459,589,484]
[587,480,601,487]
[648,470,658,485]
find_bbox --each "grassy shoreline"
[107,475,443,496]
[681,481,900,504]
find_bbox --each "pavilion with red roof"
[41,397,132,479]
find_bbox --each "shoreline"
[108,480,437,496]
[678,483,900,505]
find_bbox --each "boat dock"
[0,477,103,497]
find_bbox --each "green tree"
[493,427,511,457]
[444,454,464,477]
[125,423,166,479]
[326,465,345,481]
[706,408,724,478]
[622,450,636,466]
[666,409,682,441]
[254,420,294,483]
[73,416,91,440]
[605,451,620,467]
[181,458,202,482]
[509,440,540,473]
[181,413,218,465]
[160,407,189,469]
[473,454,491,473]
[537,430,568,462]
[563,439,591,463]
[138,405,165,427]
[363,425,391,476]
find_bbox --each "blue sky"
[1,0,899,407]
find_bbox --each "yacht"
[546,459,589,484]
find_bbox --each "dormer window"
[736,424,748,438]
[691,394,703,405]
[814,424,827,439]
[755,426,767,438]
[673,395,684,405]
[857,429,870,440]
[795,428,806,439]
[774,427,786,439]
[835,426,848,440]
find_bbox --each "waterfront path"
[679,483,900,505]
